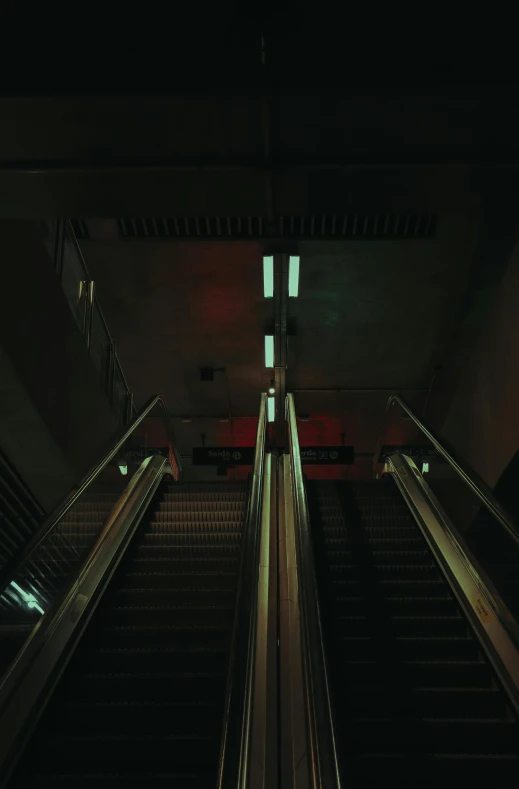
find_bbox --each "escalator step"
[340,635,480,661]
[127,557,239,573]
[344,753,519,785]
[341,687,507,717]
[327,550,434,566]
[331,564,440,580]
[148,522,243,533]
[61,672,228,703]
[342,717,519,753]
[336,615,467,637]
[326,537,425,548]
[142,521,242,545]
[102,605,234,627]
[135,546,240,558]
[332,578,450,597]
[335,596,457,616]
[85,625,231,650]
[110,588,236,607]
[161,494,246,502]
[31,733,220,771]
[21,772,214,787]
[137,533,241,545]
[53,701,223,735]
[121,572,239,591]
[154,499,245,520]
[70,647,229,674]
[152,511,245,522]
[339,660,492,687]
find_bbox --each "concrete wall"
[0,221,120,511]
[440,239,519,489]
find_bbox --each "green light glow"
[289,256,300,297]
[263,256,274,298]
[11,581,44,615]
[265,335,274,368]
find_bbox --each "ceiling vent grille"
[118,214,437,241]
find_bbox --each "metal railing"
[44,220,135,426]
[376,394,519,687]
[0,394,181,648]
[0,448,45,575]
[286,393,341,789]
[386,451,519,713]
[0,453,170,785]
[375,394,519,550]
[218,393,268,789]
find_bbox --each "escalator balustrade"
[306,478,519,785]
[9,481,247,788]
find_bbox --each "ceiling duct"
[117,214,438,241]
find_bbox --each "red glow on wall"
[297,417,344,446]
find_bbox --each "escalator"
[305,477,519,785]
[3,389,519,788]
[0,394,269,789]
[8,480,248,788]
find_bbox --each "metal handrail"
[286,393,341,789]
[217,393,267,789]
[0,454,170,785]
[376,394,519,550]
[0,394,181,600]
[62,221,134,423]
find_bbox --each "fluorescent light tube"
[289,255,300,297]
[263,256,274,298]
[265,335,274,368]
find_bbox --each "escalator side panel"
[306,479,519,786]
[9,482,248,788]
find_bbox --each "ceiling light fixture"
[268,378,275,395]
[265,335,274,368]
[288,255,300,297]
[263,255,274,298]
[118,464,128,476]
[267,397,275,422]
[422,462,429,474]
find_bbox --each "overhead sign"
[119,446,170,461]
[379,445,437,463]
[193,447,255,466]
[300,446,354,465]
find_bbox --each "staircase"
[0,489,120,676]
[306,478,519,786]
[10,481,248,788]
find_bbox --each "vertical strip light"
[265,335,274,368]
[263,255,274,298]
[288,255,300,297]
[267,397,275,422]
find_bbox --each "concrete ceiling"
[81,207,488,475]
[1,89,519,220]
[3,84,518,475]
